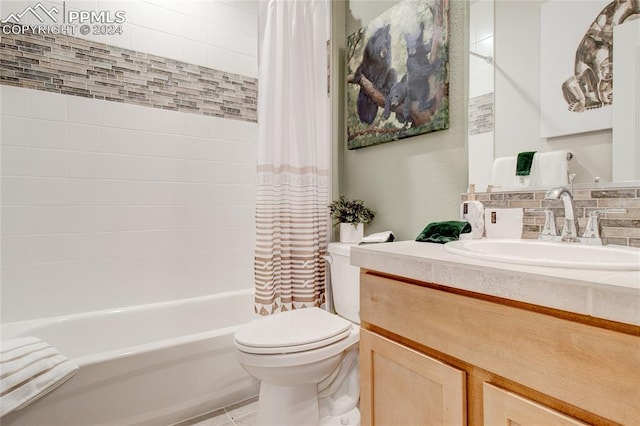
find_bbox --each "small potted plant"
[328,196,376,243]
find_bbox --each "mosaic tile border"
[462,186,640,247]
[0,26,258,122]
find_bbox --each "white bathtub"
[1,289,259,426]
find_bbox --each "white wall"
[0,1,258,322]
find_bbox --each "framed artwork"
[540,0,639,138]
[346,0,450,150]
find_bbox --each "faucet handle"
[581,209,627,241]
[526,208,559,239]
[541,209,558,237]
[582,211,603,239]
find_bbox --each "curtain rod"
[469,51,493,64]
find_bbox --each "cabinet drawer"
[484,383,589,426]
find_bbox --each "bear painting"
[354,24,397,125]
[346,0,449,150]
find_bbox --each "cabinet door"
[360,329,466,426]
[483,383,589,426]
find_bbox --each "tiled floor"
[175,396,258,426]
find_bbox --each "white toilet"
[234,242,361,426]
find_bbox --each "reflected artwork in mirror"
[541,0,639,138]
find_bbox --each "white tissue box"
[484,208,523,239]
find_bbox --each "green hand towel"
[516,151,536,176]
[415,221,472,244]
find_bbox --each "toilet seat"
[235,326,359,369]
[234,307,353,355]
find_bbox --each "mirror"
[468,0,640,192]
[468,0,494,191]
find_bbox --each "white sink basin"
[444,239,640,271]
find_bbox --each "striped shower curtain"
[254,0,330,315]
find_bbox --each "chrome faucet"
[544,186,579,242]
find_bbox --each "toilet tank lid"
[327,242,357,256]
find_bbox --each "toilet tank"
[326,242,360,324]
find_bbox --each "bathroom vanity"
[352,241,640,425]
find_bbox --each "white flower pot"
[339,223,364,243]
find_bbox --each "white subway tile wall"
[1,1,259,322]
[1,85,257,322]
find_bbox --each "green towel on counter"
[415,221,472,244]
[516,151,536,176]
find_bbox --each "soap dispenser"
[460,184,485,239]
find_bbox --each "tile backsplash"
[463,186,640,247]
[468,93,493,136]
[0,27,258,122]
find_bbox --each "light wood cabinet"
[359,271,640,426]
[360,329,466,426]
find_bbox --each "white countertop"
[351,240,640,326]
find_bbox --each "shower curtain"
[254,0,331,315]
